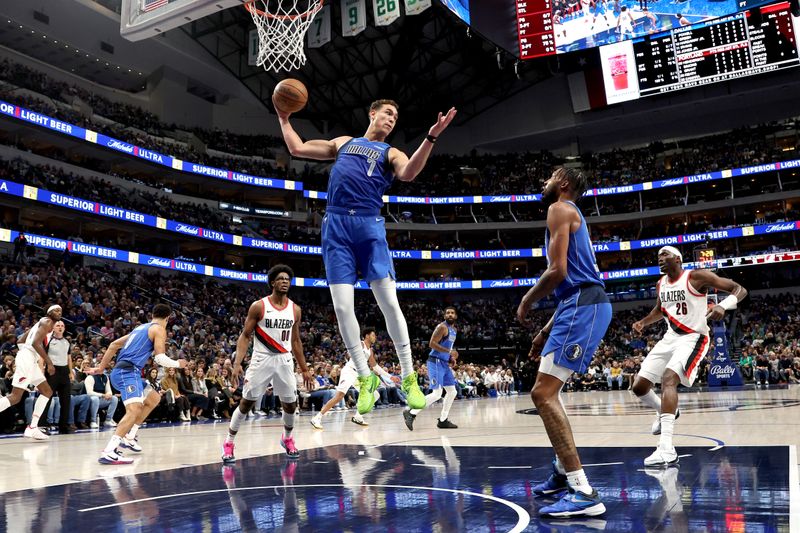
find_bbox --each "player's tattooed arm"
[690,270,748,321]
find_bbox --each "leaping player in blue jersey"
[517,167,613,518]
[275,96,457,421]
[89,304,186,465]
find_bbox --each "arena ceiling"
[183,3,549,142]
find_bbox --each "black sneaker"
[437,418,458,429]
[402,409,416,431]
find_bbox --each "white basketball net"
[245,0,322,73]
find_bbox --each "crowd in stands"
[0,256,797,435]
[1,58,798,207]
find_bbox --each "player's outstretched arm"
[88,334,129,375]
[392,107,457,182]
[273,95,349,161]
[691,270,748,321]
[233,301,262,379]
[516,202,574,326]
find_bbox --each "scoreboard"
[516,0,556,59]
[599,2,800,103]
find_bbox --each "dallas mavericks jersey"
[544,200,605,301]
[430,323,457,362]
[117,322,155,370]
[328,137,393,212]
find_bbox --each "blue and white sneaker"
[532,471,569,496]
[538,488,606,517]
[120,437,142,453]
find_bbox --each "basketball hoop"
[244,0,323,72]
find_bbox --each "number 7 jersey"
[253,296,296,356]
[657,270,709,336]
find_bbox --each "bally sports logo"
[490,280,515,288]
[765,222,796,233]
[106,139,135,154]
[175,224,201,236]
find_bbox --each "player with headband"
[631,246,747,466]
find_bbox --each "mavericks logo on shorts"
[565,344,583,362]
[126,385,137,394]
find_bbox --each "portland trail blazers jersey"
[253,297,295,356]
[658,270,709,336]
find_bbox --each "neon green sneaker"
[402,372,426,410]
[356,374,380,415]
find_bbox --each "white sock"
[440,385,456,421]
[227,406,246,441]
[638,389,662,414]
[370,278,413,377]
[411,387,442,415]
[658,413,676,450]
[29,395,49,429]
[329,284,370,377]
[283,411,295,436]
[566,468,592,494]
[126,424,140,440]
[0,396,10,413]
[104,435,122,454]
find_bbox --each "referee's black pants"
[46,365,71,430]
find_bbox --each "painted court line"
[582,462,624,467]
[78,483,531,533]
[488,466,532,469]
[412,463,445,468]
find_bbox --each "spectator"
[85,371,119,428]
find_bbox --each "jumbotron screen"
[599,2,800,103]
[516,0,780,58]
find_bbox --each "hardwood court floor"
[1,386,798,532]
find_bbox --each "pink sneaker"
[280,434,299,459]
[222,441,236,464]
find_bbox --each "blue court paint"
[0,445,790,532]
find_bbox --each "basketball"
[273,78,308,114]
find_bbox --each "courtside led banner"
[2,178,798,260]
[1,100,798,204]
[4,227,797,289]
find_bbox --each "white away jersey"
[658,270,709,336]
[253,296,295,356]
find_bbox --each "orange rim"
[243,0,324,21]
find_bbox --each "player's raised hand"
[429,107,457,137]
[271,93,292,120]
